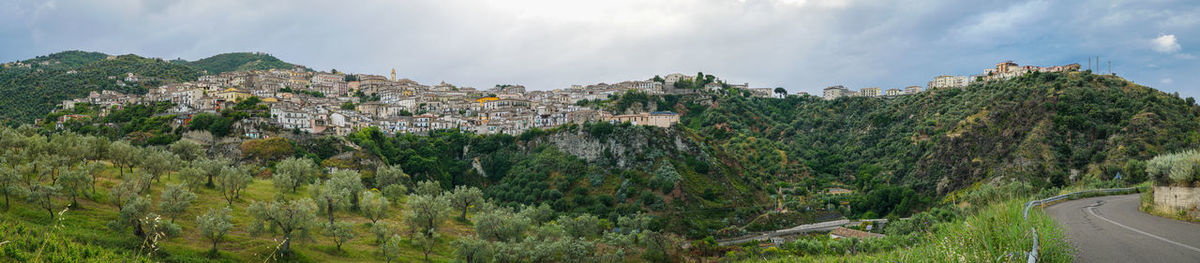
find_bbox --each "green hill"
[653,71,1199,217]
[0,51,301,125]
[188,52,298,74]
[0,51,202,124]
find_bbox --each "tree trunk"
[280,235,292,256]
[207,175,214,188]
[132,218,145,238]
[327,199,335,226]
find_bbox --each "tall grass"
[752,199,1072,262]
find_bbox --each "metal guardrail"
[1021,187,1139,263]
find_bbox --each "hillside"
[0,51,300,125]
[187,52,298,74]
[0,52,202,124]
[651,71,1200,217]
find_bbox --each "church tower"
[390,68,396,81]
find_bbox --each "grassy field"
[745,199,1074,263]
[0,163,470,262]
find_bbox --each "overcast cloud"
[1,0,1197,97]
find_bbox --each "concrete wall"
[1153,186,1200,212]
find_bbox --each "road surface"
[715,219,889,246]
[1046,194,1200,262]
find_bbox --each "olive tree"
[447,185,483,219]
[0,165,19,209]
[193,158,231,188]
[197,206,233,256]
[311,178,351,226]
[107,141,139,176]
[360,190,391,223]
[451,235,493,263]
[217,166,252,206]
[57,165,91,207]
[273,157,317,193]
[26,183,59,219]
[322,220,356,251]
[159,183,197,223]
[177,166,206,192]
[380,234,403,263]
[248,198,319,256]
[405,192,450,237]
[329,170,364,210]
[474,206,530,242]
[168,139,205,162]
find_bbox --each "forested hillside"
[655,71,1199,217]
[187,52,298,74]
[0,51,298,124]
[0,52,202,124]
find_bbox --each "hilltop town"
[56,69,771,136]
[822,61,1082,100]
[52,60,1082,137]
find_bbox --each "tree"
[360,190,390,223]
[111,195,151,238]
[371,221,394,244]
[774,87,787,97]
[108,140,138,176]
[474,207,530,242]
[329,169,365,211]
[216,166,252,206]
[413,231,439,262]
[240,137,294,164]
[248,198,319,256]
[311,177,351,226]
[452,235,492,263]
[519,203,555,226]
[168,139,205,162]
[177,166,206,191]
[26,183,59,219]
[405,192,450,237]
[558,214,605,239]
[375,164,411,190]
[110,173,150,209]
[139,149,178,182]
[273,157,318,193]
[159,183,197,223]
[323,220,356,251]
[80,161,104,196]
[0,165,19,209]
[197,206,233,257]
[380,234,403,263]
[193,157,231,188]
[448,185,484,219]
[57,165,92,207]
[414,180,441,197]
[382,184,407,203]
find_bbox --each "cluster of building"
[822,61,1081,100]
[821,85,924,100]
[927,61,1081,89]
[57,69,783,137]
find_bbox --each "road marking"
[1086,206,1200,254]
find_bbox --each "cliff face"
[534,125,702,169]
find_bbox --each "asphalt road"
[1046,194,1200,263]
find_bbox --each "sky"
[1,0,1197,97]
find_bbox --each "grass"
[0,164,472,262]
[745,199,1074,263]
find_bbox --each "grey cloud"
[0,0,1197,97]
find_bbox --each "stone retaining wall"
[1153,186,1200,212]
